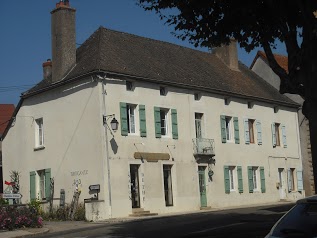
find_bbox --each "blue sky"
[0,0,287,105]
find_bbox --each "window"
[160,109,168,136]
[35,118,44,147]
[194,93,200,101]
[38,170,45,200]
[163,165,173,206]
[195,113,203,138]
[225,117,233,141]
[126,104,136,134]
[224,98,230,105]
[229,166,236,191]
[248,119,255,144]
[248,102,253,109]
[126,81,133,91]
[252,167,259,191]
[160,87,166,96]
[274,106,279,113]
[288,168,296,191]
[275,123,281,146]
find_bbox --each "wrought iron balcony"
[193,138,215,156]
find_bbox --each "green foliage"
[40,203,85,221]
[27,199,42,215]
[0,198,9,205]
[73,203,86,221]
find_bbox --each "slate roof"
[0,104,15,136]
[24,27,297,107]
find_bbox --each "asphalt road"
[35,203,294,238]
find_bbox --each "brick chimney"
[51,0,76,83]
[42,59,52,80]
[213,39,239,71]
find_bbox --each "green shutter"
[220,115,226,143]
[154,107,161,138]
[260,167,266,193]
[171,109,178,139]
[282,125,287,148]
[233,117,240,144]
[297,170,303,191]
[120,102,128,136]
[256,120,262,145]
[271,123,276,147]
[237,166,243,193]
[248,166,254,193]
[30,171,36,201]
[45,168,51,199]
[244,118,250,144]
[139,105,147,137]
[224,166,230,194]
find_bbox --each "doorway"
[130,164,140,208]
[198,166,207,207]
[278,168,286,200]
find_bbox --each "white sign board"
[2,193,22,199]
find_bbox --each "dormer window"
[126,81,133,91]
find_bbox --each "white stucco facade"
[3,73,304,220]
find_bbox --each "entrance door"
[198,166,207,207]
[278,168,286,200]
[130,165,140,208]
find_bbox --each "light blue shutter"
[237,166,243,193]
[224,166,230,194]
[287,169,292,192]
[171,109,178,139]
[233,117,240,144]
[220,115,226,143]
[260,167,266,193]
[297,170,303,191]
[45,168,51,199]
[139,105,147,137]
[154,107,161,138]
[271,123,276,147]
[256,120,262,145]
[244,119,250,144]
[30,171,36,201]
[120,102,128,136]
[282,125,287,148]
[248,166,254,193]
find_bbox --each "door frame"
[198,165,207,207]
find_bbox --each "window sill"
[34,146,45,151]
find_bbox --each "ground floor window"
[288,168,296,191]
[163,165,173,206]
[252,167,259,191]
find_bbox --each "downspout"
[98,74,112,218]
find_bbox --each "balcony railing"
[193,138,215,156]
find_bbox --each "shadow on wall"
[110,138,118,154]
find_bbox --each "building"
[2,1,304,220]
[0,104,15,193]
[251,51,315,196]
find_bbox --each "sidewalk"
[0,200,294,238]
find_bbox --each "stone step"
[129,212,158,217]
[200,206,212,210]
[132,208,145,213]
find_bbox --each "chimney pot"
[42,59,52,80]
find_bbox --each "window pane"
[275,124,280,146]
[253,168,258,189]
[160,110,167,135]
[225,117,231,140]
[127,105,136,134]
[249,120,254,144]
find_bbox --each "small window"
[274,106,279,113]
[229,166,236,191]
[126,81,133,91]
[224,98,230,105]
[160,87,166,96]
[127,104,137,134]
[252,167,259,191]
[35,118,44,148]
[163,165,173,206]
[37,170,46,200]
[275,123,281,146]
[160,109,169,136]
[248,119,255,144]
[248,102,253,109]
[225,116,233,141]
[194,93,200,101]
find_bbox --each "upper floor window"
[154,107,178,139]
[229,166,236,191]
[126,81,133,91]
[225,116,233,141]
[221,115,240,144]
[195,113,203,138]
[127,104,137,134]
[160,86,166,96]
[35,118,44,148]
[248,119,255,144]
[160,109,169,136]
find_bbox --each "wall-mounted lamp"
[103,114,119,132]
